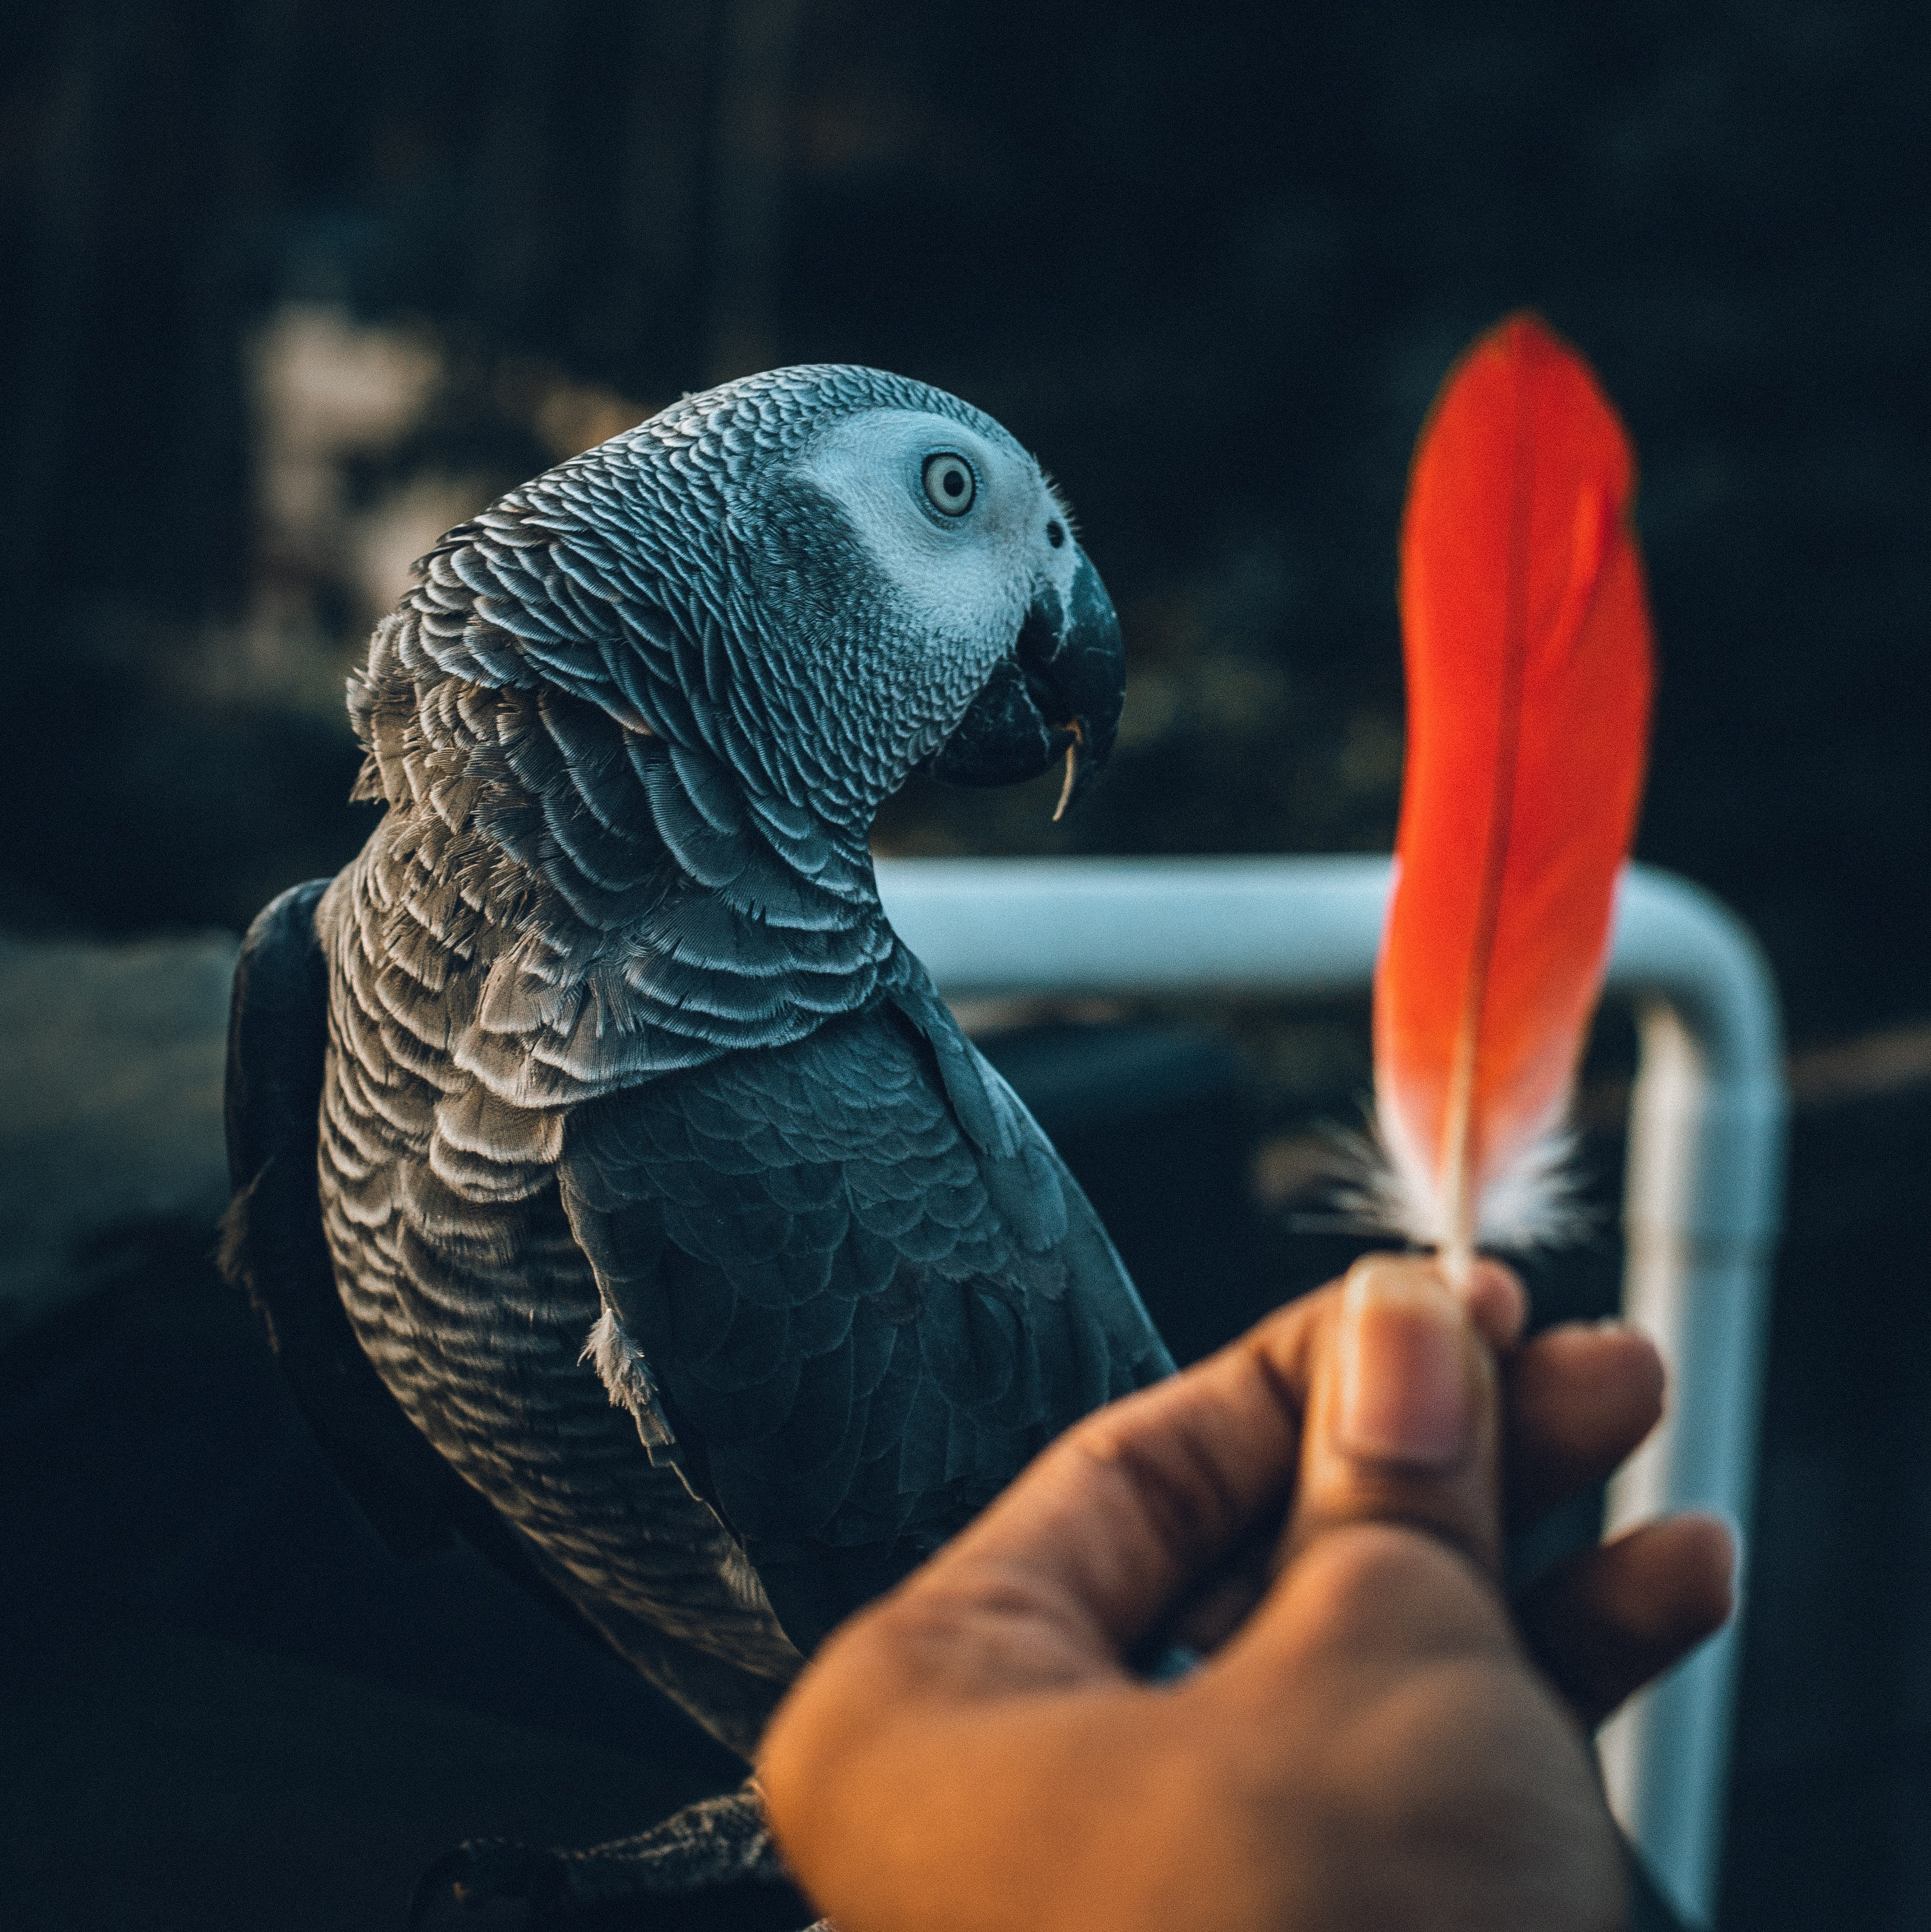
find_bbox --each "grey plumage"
[226,366,1172,1799]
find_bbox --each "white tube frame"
[876,854,1786,1930]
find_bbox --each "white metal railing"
[876,854,1786,1930]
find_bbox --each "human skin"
[758,1255,1735,1932]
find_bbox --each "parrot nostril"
[1046,520,1066,548]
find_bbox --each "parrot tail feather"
[1365,313,1653,1285]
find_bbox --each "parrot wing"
[219,880,618,1641]
[557,965,1175,1655]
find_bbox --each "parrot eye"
[921,452,976,517]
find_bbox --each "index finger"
[914,1252,1525,1676]
[907,1292,1328,1678]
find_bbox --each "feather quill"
[1370,313,1654,1286]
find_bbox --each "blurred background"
[3,1,1930,1926]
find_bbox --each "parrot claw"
[409,1784,819,1930]
[408,1839,565,1929]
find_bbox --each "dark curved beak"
[925,553,1125,816]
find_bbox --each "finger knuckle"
[1298,1521,1483,1630]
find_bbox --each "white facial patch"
[795,410,1065,655]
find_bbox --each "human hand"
[758,1255,1734,1932]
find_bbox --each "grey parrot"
[221,365,1174,1922]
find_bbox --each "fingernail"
[1334,1259,1472,1467]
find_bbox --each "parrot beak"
[925,552,1126,813]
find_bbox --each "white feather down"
[1335,1098,1593,1255]
[582,1306,679,1455]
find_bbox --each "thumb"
[1282,1252,1510,1581]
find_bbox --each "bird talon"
[408,1839,566,1929]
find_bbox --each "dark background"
[3,2,1930,1926]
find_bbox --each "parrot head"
[362,367,1126,895]
[765,393,1125,821]
[547,364,1127,833]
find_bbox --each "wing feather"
[559,997,1171,1653]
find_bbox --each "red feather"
[1371,313,1654,1283]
